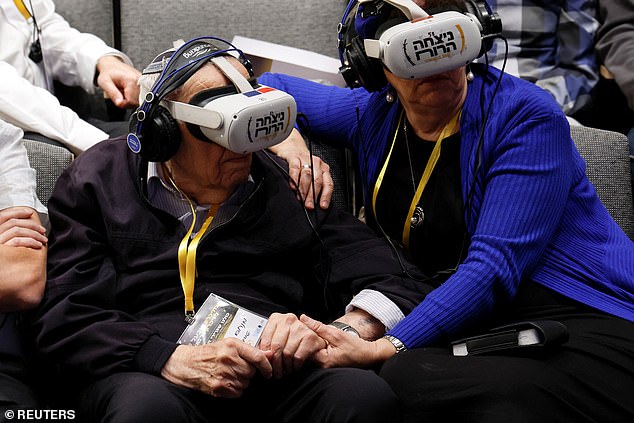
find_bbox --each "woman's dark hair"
[417,0,467,14]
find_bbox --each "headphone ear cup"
[465,0,502,57]
[344,36,387,92]
[142,105,181,162]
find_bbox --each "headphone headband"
[358,0,428,20]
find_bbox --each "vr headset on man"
[127,36,297,162]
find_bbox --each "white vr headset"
[162,56,297,154]
[359,0,486,79]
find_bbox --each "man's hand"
[96,55,141,109]
[0,207,47,249]
[161,340,272,398]
[258,312,327,379]
[300,315,396,369]
[268,129,333,210]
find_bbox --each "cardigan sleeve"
[259,72,370,149]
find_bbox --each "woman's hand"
[268,129,333,210]
[258,313,327,379]
[161,340,272,398]
[300,315,397,368]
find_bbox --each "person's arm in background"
[595,0,634,111]
[33,0,140,108]
[0,62,108,155]
[95,55,140,109]
[552,0,600,115]
[0,206,47,312]
[0,120,47,312]
[483,0,599,115]
[0,0,140,154]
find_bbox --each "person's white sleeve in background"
[35,0,133,93]
[0,120,47,215]
[0,61,107,155]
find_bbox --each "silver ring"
[302,164,311,170]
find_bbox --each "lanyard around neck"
[163,166,217,323]
[372,109,462,250]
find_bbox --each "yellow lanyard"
[372,109,462,249]
[164,166,217,322]
[178,205,215,323]
[13,0,32,20]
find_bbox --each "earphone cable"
[464,35,508,229]
[261,145,333,316]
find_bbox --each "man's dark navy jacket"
[30,137,431,381]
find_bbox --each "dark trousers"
[380,283,634,423]
[77,367,400,423]
[0,314,39,423]
[0,357,39,423]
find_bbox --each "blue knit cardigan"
[259,64,634,348]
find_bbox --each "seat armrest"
[23,136,74,207]
[571,125,634,239]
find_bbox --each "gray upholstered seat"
[117,0,346,68]
[23,137,74,207]
[53,0,115,46]
[570,125,634,239]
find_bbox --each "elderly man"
[31,38,432,422]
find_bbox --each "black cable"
[261,149,318,232]
[261,120,333,315]
[295,113,319,221]
[27,0,43,63]
[112,0,122,51]
[351,90,434,283]
[464,35,508,230]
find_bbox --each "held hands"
[161,313,325,397]
[160,312,394,397]
[300,315,397,369]
[258,312,327,379]
[96,55,141,109]
[268,129,333,210]
[161,339,272,398]
[0,207,47,249]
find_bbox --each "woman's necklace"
[371,109,461,250]
[403,119,425,229]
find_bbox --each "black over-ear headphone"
[127,37,255,162]
[337,0,502,92]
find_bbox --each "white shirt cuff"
[345,289,405,331]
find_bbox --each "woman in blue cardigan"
[261,0,634,421]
